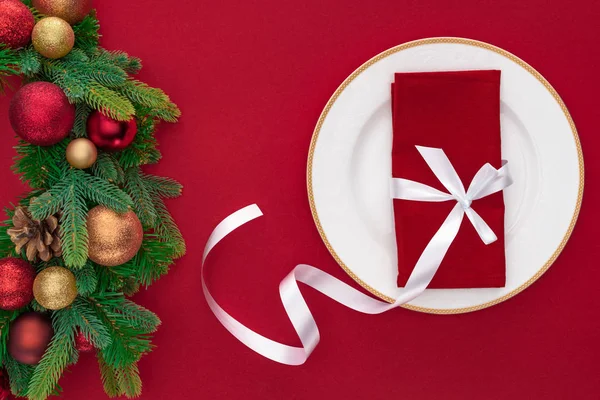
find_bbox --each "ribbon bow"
[391,145,513,291]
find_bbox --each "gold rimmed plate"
[307,37,583,314]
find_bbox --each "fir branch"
[152,195,186,258]
[27,309,77,400]
[5,357,34,397]
[141,173,183,198]
[113,235,172,287]
[92,153,124,184]
[87,295,155,368]
[117,115,161,169]
[97,353,120,397]
[0,46,19,92]
[84,82,135,121]
[18,47,41,77]
[73,103,91,138]
[115,362,142,398]
[79,170,133,212]
[29,182,68,220]
[71,297,112,349]
[12,139,69,189]
[60,172,89,268]
[118,299,160,333]
[0,310,18,367]
[74,262,98,296]
[124,168,157,227]
[73,11,100,52]
[118,79,181,122]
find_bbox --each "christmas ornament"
[7,206,62,262]
[32,16,74,59]
[87,206,143,267]
[66,138,97,169]
[33,266,78,310]
[0,257,35,310]
[8,312,53,365]
[87,111,138,151]
[32,0,93,25]
[9,82,75,146]
[74,331,94,352]
[0,0,35,49]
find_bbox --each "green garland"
[0,4,184,399]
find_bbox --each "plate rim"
[306,36,585,314]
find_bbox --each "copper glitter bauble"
[0,0,35,48]
[9,82,75,146]
[32,0,92,25]
[87,206,143,267]
[66,138,97,169]
[33,266,78,310]
[32,17,74,59]
[74,331,94,352]
[8,312,53,365]
[87,111,138,151]
[0,258,35,310]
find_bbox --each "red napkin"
[392,70,505,288]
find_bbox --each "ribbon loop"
[201,146,512,366]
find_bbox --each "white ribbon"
[202,146,512,365]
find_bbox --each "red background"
[1,0,599,398]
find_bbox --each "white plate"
[307,37,583,314]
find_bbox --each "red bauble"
[87,111,137,151]
[8,312,53,365]
[9,82,75,146]
[0,0,35,49]
[0,258,35,310]
[74,331,94,352]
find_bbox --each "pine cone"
[7,206,62,262]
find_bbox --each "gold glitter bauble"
[66,138,97,169]
[87,206,143,267]
[33,266,77,310]
[31,0,93,25]
[32,17,74,59]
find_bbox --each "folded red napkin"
[392,70,505,288]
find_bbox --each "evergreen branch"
[84,82,135,121]
[124,168,157,227]
[60,171,89,268]
[118,80,180,122]
[29,181,68,220]
[95,49,142,75]
[5,357,34,397]
[74,262,98,296]
[71,298,112,349]
[17,47,41,77]
[73,11,100,52]
[0,46,19,92]
[152,195,186,258]
[141,173,183,198]
[118,299,161,333]
[73,103,91,138]
[115,362,142,398]
[12,139,69,189]
[27,310,77,400]
[79,170,133,212]
[87,295,154,368]
[113,235,172,287]
[117,115,161,169]
[0,310,18,367]
[92,153,124,184]
[97,353,120,397]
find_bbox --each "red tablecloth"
[0,0,598,399]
